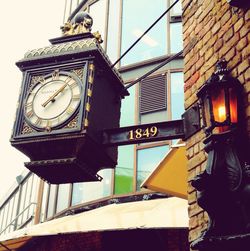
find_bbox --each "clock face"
[24,70,82,131]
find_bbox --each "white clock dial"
[24,70,82,130]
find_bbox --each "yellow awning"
[0,197,188,250]
[141,144,188,199]
[0,236,31,251]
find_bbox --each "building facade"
[0,0,188,250]
[183,0,250,249]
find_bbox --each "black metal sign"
[102,120,184,146]
[102,104,201,146]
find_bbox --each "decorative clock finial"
[61,12,99,37]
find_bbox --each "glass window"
[47,185,57,219]
[72,169,112,206]
[1,207,6,232]
[140,110,167,124]
[170,22,183,53]
[115,85,135,194]
[115,145,134,194]
[89,0,107,46]
[6,198,14,233]
[11,193,19,230]
[107,0,121,63]
[0,208,3,232]
[120,85,136,127]
[137,145,169,190]
[23,176,33,222]
[170,72,184,120]
[40,182,49,222]
[171,0,182,16]
[121,0,167,66]
[31,175,40,203]
[3,203,10,232]
[56,184,70,213]
[17,181,28,227]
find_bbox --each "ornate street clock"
[11,12,128,184]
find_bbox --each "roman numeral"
[25,102,33,109]
[38,76,46,85]
[66,106,74,115]
[52,70,60,81]
[35,118,42,126]
[64,76,73,85]
[69,81,78,89]
[46,120,52,127]
[26,110,34,118]
[72,94,80,100]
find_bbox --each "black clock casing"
[11,33,127,184]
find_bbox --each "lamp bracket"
[182,103,201,140]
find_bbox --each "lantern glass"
[203,96,212,128]
[229,88,238,123]
[211,88,227,123]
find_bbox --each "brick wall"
[182,0,250,248]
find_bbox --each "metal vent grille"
[140,74,167,114]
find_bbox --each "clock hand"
[42,83,67,107]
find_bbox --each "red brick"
[204,47,214,61]
[245,68,250,81]
[196,56,205,70]
[214,38,223,52]
[218,19,232,38]
[202,31,212,45]
[245,9,250,21]
[220,9,231,26]
[238,59,250,75]
[219,33,240,57]
[240,22,250,38]
[223,27,233,42]
[228,53,242,69]
[212,22,221,34]
[236,37,248,52]
[234,18,244,32]
[189,215,198,230]
[184,71,200,91]
[225,47,236,62]
[242,43,250,60]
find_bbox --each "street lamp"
[191,59,250,250]
[197,59,241,135]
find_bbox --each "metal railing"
[0,203,37,236]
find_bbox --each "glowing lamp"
[197,59,241,135]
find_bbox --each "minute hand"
[42,83,67,107]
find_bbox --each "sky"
[0,1,66,199]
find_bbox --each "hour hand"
[42,83,67,107]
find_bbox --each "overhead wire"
[123,0,194,91]
[111,0,180,68]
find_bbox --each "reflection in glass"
[107,0,121,63]
[121,0,167,66]
[170,22,183,53]
[47,185,57,219]
[171,0,182,15]
[40,182,49,222]
[72,169,112,206]
[170,72,184,120]
[120,85,135,127]
[89,0,107,47]
[140,110,167,124]
[137,145,169,190]
[56,184,70,213]
[115,145,134,194]
[0,209,2,232]
[115,85,135,194]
